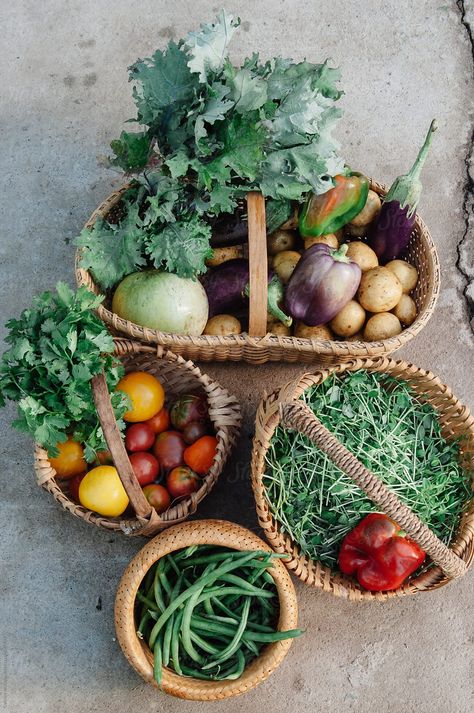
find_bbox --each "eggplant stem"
[408,119,437,181]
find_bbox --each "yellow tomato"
[116,371,165,423]
[49,437,87,479]
[78,466,129,517]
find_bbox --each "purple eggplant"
[369,120,437,262]
[285,244,361,326]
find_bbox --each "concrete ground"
[1,1,474,711]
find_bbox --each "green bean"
[136,610,152,639]
[136,591,159,612]
[180,588,206,664]
[153,560,167,612]
[170,610,184,676]
[153,638,163,688]
[210,596,239,620]
[221,649,246,680]
[189,630,220,656]
[216,573,276,596]
[242,638,260,656]
[203,598,251,669]
[162,573,184,667]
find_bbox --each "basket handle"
[247,192,268,337]
[91,372,155,520]
[279,400,467,580]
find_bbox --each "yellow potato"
[345,224,367,238]
[203,315,242,336]
[385,260,418,293]
[268,322,292,336]
[345,331,364,342]
[267,229,296,255]
[304,234,339,250]
[392,294,417,326]
[363,313,402,341]
[350,190,382,227]
[346,241,379,272]
[294,322,334,339]
[273,250,301,283]
[357,267,403,313]
[330,300,366,337]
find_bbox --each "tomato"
[182,421,208,445]
[143,484,171,514]
[96,450,113,465]
[170,394,208,431]
[153,431,186,471]
[145,407,170,434]
[49,437,87,479]
[125,422,155,453]
[79,465,129,517]
[68,471,86,502]
[117,371,165,423]
[129,452,159,486]
[183,435,218,475]
[166,466,200,499]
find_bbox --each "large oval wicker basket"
[114,519,299,700]
[76,181,440,364]
[34,340,241,536]
[251,357,474,601]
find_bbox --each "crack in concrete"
[456,0,474,332]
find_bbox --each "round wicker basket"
[34,340,241,536]
[251,357,474,601]
[76,182,440,364]
[114,519,299,700]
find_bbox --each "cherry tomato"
[129,452,160,486]
[153,431,186,471]
[68,471,86,502]
[49,437,87,479]
[183,435,218,475]
[170,394,208,431]
[166,466,200,499]
[116,371,165,423]
[79,465,129,517]
[145,407,170,434]
[182,421,208,445]
[125,422,155,452]
[143,484,171,514]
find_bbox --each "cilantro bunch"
[0,283,129,460]
[77,10,345,291]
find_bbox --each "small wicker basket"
[114,519,299,700]
[251,357,474,601]
[76,182,440,364]
[34,340,241,536]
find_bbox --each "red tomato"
[96,450,113,465]
[170,394,208,431]
[145,408,170,434]
[183,421,208,445]
[69,471,87,502]
[143,484,171,514]
[153,431,186,471]
[125,422,155,453]
[129,452,160,486]
[166,466,200,499]
[183,436,218,475]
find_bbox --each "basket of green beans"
[114,519,301,700]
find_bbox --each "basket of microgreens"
[0,284,240,535]
[251,358,474,600]
[75,10,439,364]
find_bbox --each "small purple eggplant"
[285,244,361,326]
[369,120,437,262]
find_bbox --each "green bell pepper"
[299,172,370,237]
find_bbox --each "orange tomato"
[145,407,170,434]
[183,435,218,475]
[49,437,87,479]
[116,371,165,423]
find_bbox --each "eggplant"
[209,212,248,248]
[202,259,291,326]
[285,244,361,326]
[369,120,437,262]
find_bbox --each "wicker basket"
[251,357,474,601]
[34,340,241,536]
[76,182,440,364]
[114,519,299,700]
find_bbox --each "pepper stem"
[407,119,438,182]
[330,243,351,263]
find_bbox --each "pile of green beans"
[135,545,303,684]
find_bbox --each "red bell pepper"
[338,513,426,591]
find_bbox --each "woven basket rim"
[75,180,440,360]
[34,341,241,535]
[114,519,299,700]
[250,356,474,601]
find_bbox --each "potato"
[345,224,367,238]
[363,313,402,341]
[268,322,292,336]
[345,332,364,342]
[346,241,379,272]
[330,300,366,337]
[304,233,339,250]
[206,245,244,267]
[357,267,403,313]
[392,294,417,326]
[385,260,418,293]
[267,229,296,255]
[294,322,334,340]
[350,190,382,227]
[203,315,242,336]
[273,250,301,283]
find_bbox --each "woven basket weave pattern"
[114,520,299,700]
[251,357,474,601]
